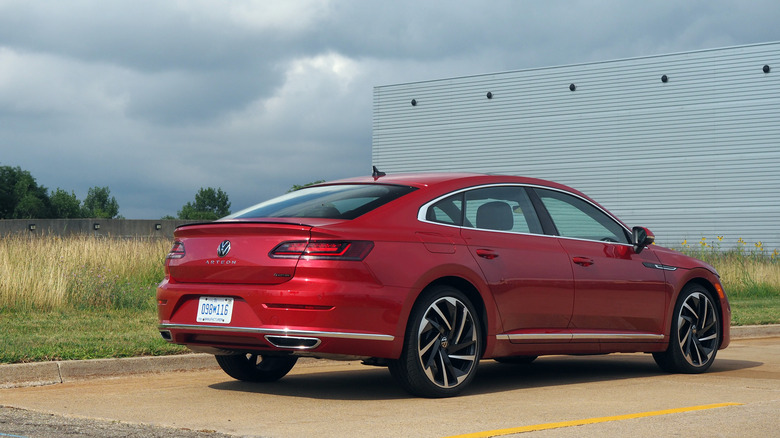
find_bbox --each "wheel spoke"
[682,301,698,319]
[439,350,455,384]
[440,348,471,385]
[692,336,704,364]
[447,339,476,354]
[419,331,439,358]
[698,333,717,342]
[695,345,712,363]
[425,317,445,336]
[697,302,708,334]
[452,303,467,343]
[678,323,691,346]
[681,329,693,360]
[696,294,708,323]
[423,340,441,370]
[448,353,477,363]
[679,315,694,330]
[438,353,450,387]
[431,300,454,331]
[700,318,716,334]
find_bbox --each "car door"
[531,188,668,336]
[454,186,575,338]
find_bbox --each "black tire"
[653,284,721,373]
[494,355,538,365]
[215,353,298,382]
[389,285,482,398]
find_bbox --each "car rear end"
[157,183,418,360]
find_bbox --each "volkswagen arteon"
[158,171,730,397]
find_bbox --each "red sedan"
[157,171,730,397]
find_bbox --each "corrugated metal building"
[372,42,780,251]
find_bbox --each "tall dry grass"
[1,234,777,310]
[677,238,780,298]
[715,256,780,295]
[0,234,170,310]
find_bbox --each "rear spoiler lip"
[173,218,342,231]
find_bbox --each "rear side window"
[426,193,464,226]
[424,186,544,234]
[226,184,416,220]
[464,187,543,234]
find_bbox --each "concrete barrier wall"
[0,219,203,239]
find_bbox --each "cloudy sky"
[1,0,779,219]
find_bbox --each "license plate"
[196,296,234,324]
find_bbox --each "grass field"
[0,308,187,363]
[0,234,777,364]
[0,234,186,363]
[0,234,169,310]
[678,238,780,326]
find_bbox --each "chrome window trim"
[160,323,394,342]
[417,183,633,245]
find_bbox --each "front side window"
[534,188,629,243]
[225,184,416,220]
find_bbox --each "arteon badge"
[217,240,231,257]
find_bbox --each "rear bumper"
[159,323,394,359]
[156,278,409,359]
[160,323,393,342]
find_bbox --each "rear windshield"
[224,184,417,220]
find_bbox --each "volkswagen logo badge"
[217,240,231,258]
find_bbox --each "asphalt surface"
[0,406,235,438]
[0,324,778,438]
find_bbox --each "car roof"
[324,172,583,195]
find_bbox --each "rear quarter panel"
[319,203,503,356]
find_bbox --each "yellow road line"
[445,402,743,438]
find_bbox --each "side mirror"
[632,226,655,254]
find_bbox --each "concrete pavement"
[2,324,779,389]
[2,336,779,438]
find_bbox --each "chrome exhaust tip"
[159,330,172,341]
[265,335,321,350]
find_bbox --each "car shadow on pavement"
[208,354,762,401]
[209,366,408,400]
[471,355,762,396]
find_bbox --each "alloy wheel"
[676,291,719,367]
[416,296,479,389]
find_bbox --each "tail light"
[270,240,374,260]
[166,241,186,259]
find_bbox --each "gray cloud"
[0,0,778,218]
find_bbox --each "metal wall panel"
[373,42,780,251]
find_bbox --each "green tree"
[287,180,325,193]
[178,187,231,220]
[82,186,119,218]
[50,188,83,218]
[14,193,48,219]
[0,165,51,219]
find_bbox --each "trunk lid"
[166,222,311,284]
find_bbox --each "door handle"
[476,249,499,260]
[572,256,594,267]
